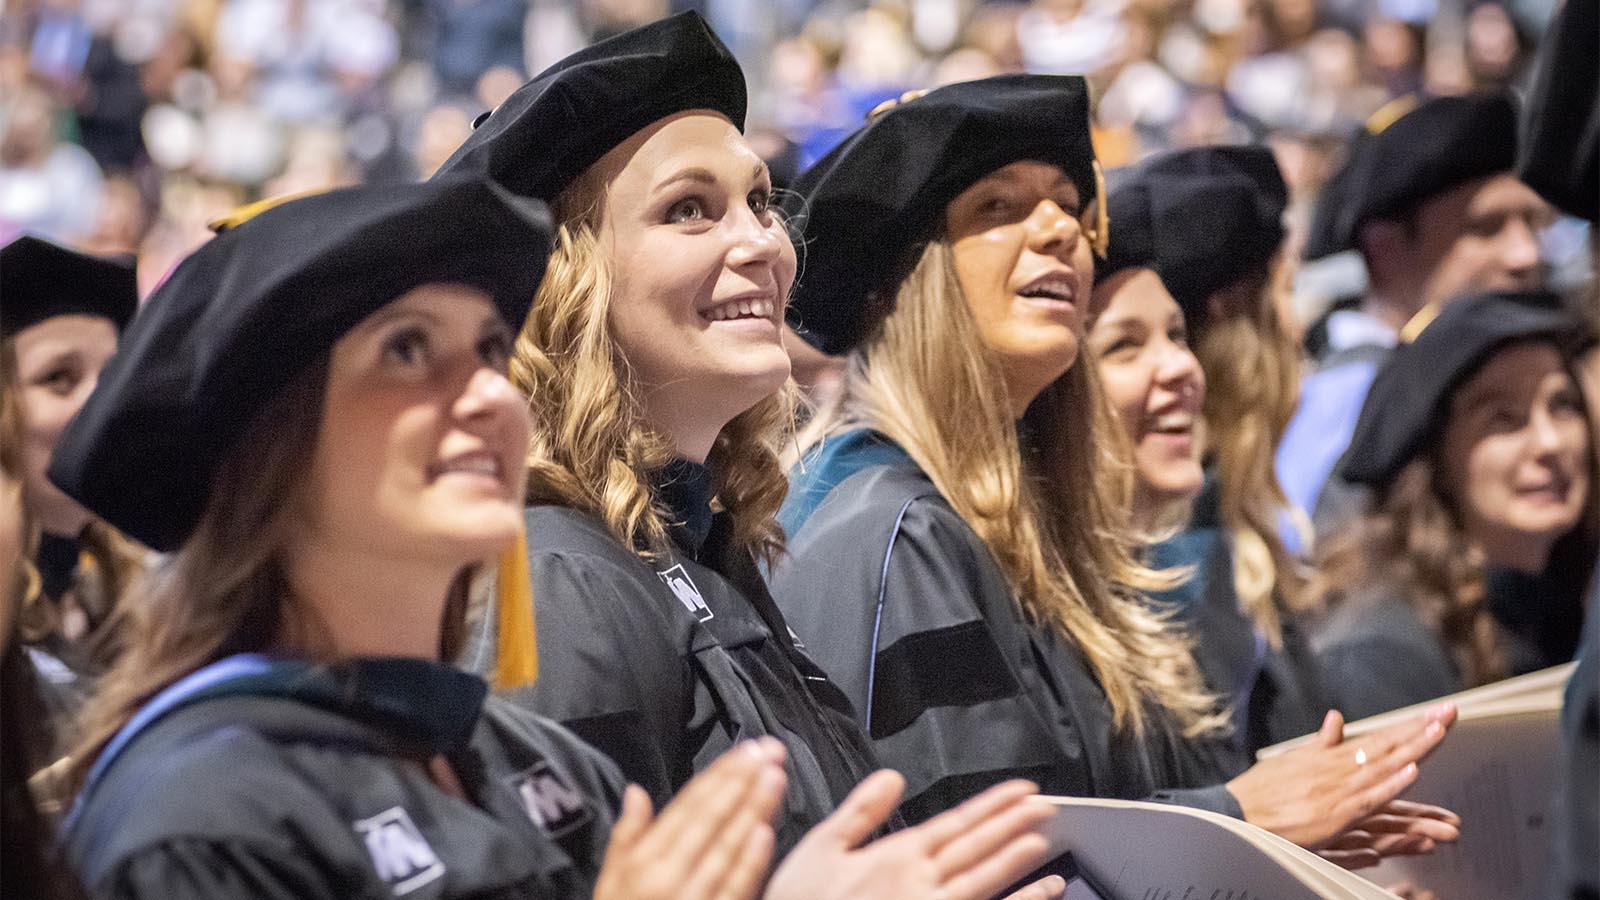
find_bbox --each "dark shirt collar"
[187,656,488,756]
[654,457,716,557]
[36,531,80,600]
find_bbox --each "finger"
[1323,829,1375,851]
[1003,875,1068,900]
[1337,761,1419,824]
[913,780,1041,853]
[1350,814,1459,843]
[941,833,1055,900]
[640,740,772,863]
[1317,709,1345,747]
[804,769,906,850]
[682,765,787,899]
[716,823,776,900]
[933,795,1055,880]
[1378,799,1461,827]
[1318,847,1382,870]
[605,785,654,855]
[1370,833,1437,857]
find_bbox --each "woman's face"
[1441,341,1591,571]
[13,315,119,536]
[306,285,529,568]
[945,160,1096,411]
[594,111,796,451]
[1088,268,1206,512]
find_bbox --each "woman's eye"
[1100,337,1139,359]
[980,196,1012,216]
[383,327,431,367]
[748,189,771,215]
[478,331,513,368]
[36,367,80,396]
[667,197,707,224]
[1168,327,1189,346]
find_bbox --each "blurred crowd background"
[0,0,1581,315]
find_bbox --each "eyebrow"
[654,162,772,195]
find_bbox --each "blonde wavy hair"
[1189,254,1310,645]
[1,335,146,675]
[512,177,796,564]
[806,240,1226,739]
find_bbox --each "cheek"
[1098,366,1147,440]
[952,235,1020,325]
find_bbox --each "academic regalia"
[1147,473,1329,773]
[433,12,885,852]
[1095,148,1331,766]
[1099,144,1285,331]
[772,430,1241,825]
[66,656,622,900]
[468,458,884,855]
[1315,291,1595,718]
[1517,0,1598,225]
[44,179,588,899]
[1281,92,1522,536]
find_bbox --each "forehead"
[13,314,119,357]
[595,110,759,187]
[1458,339,1569,397]
[965,160,1079,193]
[1091,268,1180,327]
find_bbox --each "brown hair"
[65,359,476,794]
[511,176,795,564]
[1190,255,1312,645]
[808,241,1226,738]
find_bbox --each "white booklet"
[1257,663,1574,900]
[1040,795,1400,899]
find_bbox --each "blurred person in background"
[1277,91,1550,545]
[0,78,104,243]
[1090,145,1332,772]
[1314,291,1596,718]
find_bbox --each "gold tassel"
[490,527,538,690]
[207,188,330,233]
[1091,160,1110,259]
[1399,302,1441,343]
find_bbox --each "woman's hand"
[595,737,788,900]
[1314,799,1463,869]
[1227,704,1459,852]
[766,771,1059,900]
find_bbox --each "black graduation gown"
[1314,564,1589,721]
[771,429,1241,825]
[1147,473,1330,773]
[472,459,884,855]
[1557,575,1598,900]
[66,655,622,900]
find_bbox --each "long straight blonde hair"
[512,177,796,564]
[1190,256,1310,644]
[807,241,1225,738]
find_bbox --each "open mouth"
[1016,273,1077,304]
[430,451,505,486]
[701,296,777,323]
[1145,411,1195,437]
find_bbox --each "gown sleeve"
[507,549,694,805]
[96,839,339,900]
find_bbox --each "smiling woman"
[1315,290,1600,719]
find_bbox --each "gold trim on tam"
[208,188,331,233]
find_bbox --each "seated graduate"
[1086,145,1330,769]
[770,73,1459,869]
[1314,290,1597,720]
[0,236,147,717]
[49,177,797,900]
[437,14,1063,899]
